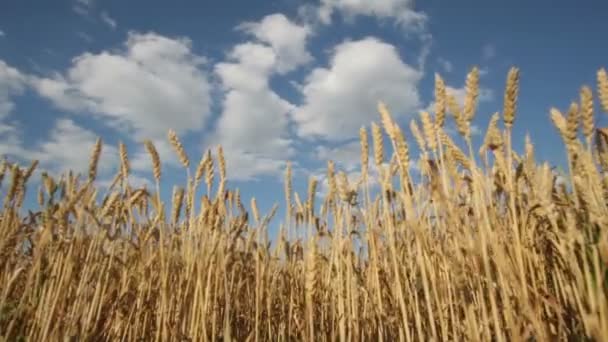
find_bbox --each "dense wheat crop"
[1,67,608,341]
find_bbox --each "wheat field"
[1,67,608,341]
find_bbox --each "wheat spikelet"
[22,159,38,184]
[205,150,215,194]
[394,126,410,172]
[550,108,567,134]
[378,102,396,140]
[410,119,426,152]
[579,86,594,143]
[119,142,130,180]
[464,66,480,121]
[420,111,437,151]
[435,73,447,128]
[6,164,21,203]
[0,159,6,189]
[596,128,608,172]
[195,150,210,185]
[371,122,384,167]
[171,186,184,225]
[37,186,44,207]
[284,161,293,220]
[565,102,580,145]
[360,127,369,180]
[89,137,103,181]
[168,129,190,168]
[481,113,503,152]
[598,68,608,113]
[307,176,317,218]
[144,140,161,182]
[327,160,337,200]
[503,67,520,129]
[250,197,260,223]
[337,171,351,203]
[217,145,226,181]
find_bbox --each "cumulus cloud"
[29,119,118,176]
[317,0,427,31]
[314,141,362,172]
[237,14,313,74]
[293,37,422,141]
[0,61,27,119]
[33,32,212,140]
[209,14,311,181]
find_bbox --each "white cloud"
[315,141,362,172]
[317,0,427,31]
[0,117,119,179]
[482,44,496,60]
[208,14,312,181]
[33,32,212,140]
[237,13,313,74]
[101,11,117,29]
[293,37,422,141]
[29,119,118,176]
[0,61,27,119]
[0,30,5,37]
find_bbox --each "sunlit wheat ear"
[410,119,426,153]
[598,68,608,113]
[550,108,567,134]
[217,145,226,181]
[481,112,503,153]
[168,129,189,169]
[580,86,594,143]
[171,186,184,225]
[565,102,580,146]
[394,126,410,172]
[420,111,437,151]
[194,150,210,186]
[119,141,130,180]
[435,73,447,128]
[284,161,292,220]
[0,159,6,189]
[88,137,103,182]
[6,164,21,203]
[359,126,369,180]
[205,150,214,193]
[306,176,317,219]
[371,122,384,168]
[22,159,38,184]
[503,67,520,129]
[464,66,480,122]
[144,140,161,182]
[378,101,396,140]
[596,128,608,171]
[250,197,260,223]
[327,160,337,200]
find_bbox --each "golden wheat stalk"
[598,68,608,113]
[119,142,130,181]
[503,67,520,129]
[168,129,190,169]
[88,137,103,181]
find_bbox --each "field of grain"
[1,67,608,341]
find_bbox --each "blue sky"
[1,0,607,230]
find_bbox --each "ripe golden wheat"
[1,66,608,341]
